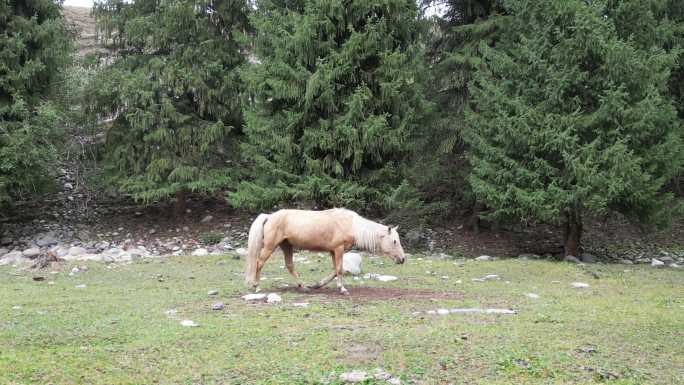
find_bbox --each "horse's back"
[266,208,354,250]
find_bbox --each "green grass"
[1,253,682,384]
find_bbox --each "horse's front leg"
[333,246,348,295]
[307,251,337,289]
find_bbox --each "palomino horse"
[245,208,405,294]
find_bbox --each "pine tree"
[411,0,506,224]
[465,0,684,256]
[88,0,249,215]
[0,0,72,206]
[231,0,429,211]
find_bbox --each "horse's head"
[380,226,405,264]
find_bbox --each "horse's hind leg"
[254,242,277,292]
[280,241,306,290]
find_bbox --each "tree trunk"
[563,210,582,257]
[174,190,187,218]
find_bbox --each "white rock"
[22,248,41,258]
[192,248,209,256]
[68,246,87,256]
[651,259,665,267]
[525,293,540,299]
[571,282,589,288]
[292,302,309,308]
[339,371,368,383]
[242,293,266,301]
[236,248,248,256]
[75,284,86,288]
[475,255,493,261]
[207,290,219,296]
[437,308,450,315]
[64,182,74,190]
[180,320,198,327]
[200,215,213,223]
[376,275,398,282]
[387,378,401,385]
[266,293,282,304]
[0,251,24,266]
[342,252,362,275]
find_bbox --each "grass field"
[1,252,682,384]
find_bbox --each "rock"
[372,368,392,381]
[339,371,368,383]
[0,251,24,266]
[525,293,540,299]
[437,308,450,315]
[75,284,86,288]
[292,302,309,308]
[191,248,208,256]
[22,247,41,258]
[0,248,8,256]
[387,378,401,385]
[211,303,224,311]
[0,237,12,245]
[35,231,59,247]
[619,259,634,265]
[518,253,542,260]
[180,320,198,327]
[68,246,87,256]
[651,259,665,267]
[242,293,266,301]
[670,263,681,269]
[200,215,213,223]
[472,274,499,282]
[266,293,282,304]
[571,282,589,289]
[94,241,110,250]
[580,254,597,263]
[69,267,80,276]
[342,252,362,275]
[564,255,581,264]
[236,247,248,256]
[376,275,398,282]
[658,256,674,263]
[475,255,493,261]
[64,182,74,190]
[50,245,69,258]
[207,290,219,296]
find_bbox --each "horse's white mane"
[350,211,385,253]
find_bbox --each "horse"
[245,208,406,295]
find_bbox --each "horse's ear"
[393,225,399,232]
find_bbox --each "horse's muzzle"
[396,257,406,264]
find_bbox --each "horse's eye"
[393,240,397,244]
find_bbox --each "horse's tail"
[246,213,269,287]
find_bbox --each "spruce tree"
[465,0,684,256]
[0,0,72,206]
[88,0,249,215]
[231,0,429,211]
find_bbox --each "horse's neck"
[352,215,383,253]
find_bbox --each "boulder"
[22,247,41,258]
[68,246,88,256]
[475,255,494,261]
[342,252,362,275]
[580,253,597,263]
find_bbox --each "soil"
[276,286,464,303]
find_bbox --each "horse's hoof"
[340,288,349,295]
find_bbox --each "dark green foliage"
[464,0,684,253]
[88,0,249,208]
[402,1,507,221]
[200,231,223,245]
[0,0,72,206]
[231,0,430,211]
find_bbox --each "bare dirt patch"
[276,286,463,303]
